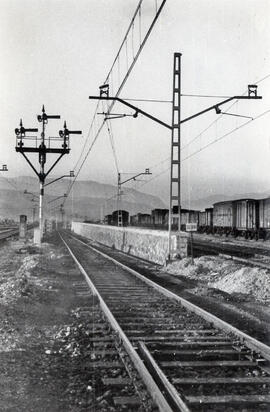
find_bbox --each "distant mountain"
[1,175,270,221]
[0,176,165,221]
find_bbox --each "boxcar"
[213,201,236,234]
[104,214,113,225]
[130,214,138,226]
[138,213,152,226]
[111,210,129,226]
[180,209,199,229]
[205,207,213,227]
[199,211,206,228]
[198,208,213,232]
[171,207,199,230]
[189,210,200,224]
[234,199,259,236]
[258,198,270,238]
[130,213,152,227]
[151,208,168,227]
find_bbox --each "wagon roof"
[258,196,270,201]
[181,208,200,213]
[233,198,257,202]
[213,198,257,206]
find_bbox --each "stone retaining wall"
[71,222,188,265]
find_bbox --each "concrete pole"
[38,180,44,244]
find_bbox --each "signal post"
[15,105,81,245]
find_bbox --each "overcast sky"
[0,0,270,203]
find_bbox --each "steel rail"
[59,232,174,412]
[0,223,36,242]
[66,231,270,362]
[0,228,20,240]
[221,253,270,270]
[138,341,190,412]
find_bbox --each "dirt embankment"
[165,256,270,303]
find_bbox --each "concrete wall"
[71,222,188,265]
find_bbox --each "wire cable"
[136,109,270,189]
[181,72,270,151]
[106,118,120,175]
[64,1,166,205]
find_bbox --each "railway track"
[0,224,35,241]
[191,235,270,258]
[190,235,270,270]
[0,223,36,241]
[0,227,19,240]
[59,231,270,412]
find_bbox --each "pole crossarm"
[89,89,262,131]
[16,147,70,154]
[44,172,75,187]
[89,96,172,130]
[48,194,67,204]
[119,170,152,186]
[181,94,262,124]
[24,190,38,197]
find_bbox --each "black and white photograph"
[0,0,269,410]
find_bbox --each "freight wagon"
[212,199,260,238]
[171,206,200,230]
[130,213,152,227]
[104,214,113,225]
[111,210,129,226]
[205,207,213,227]
[151,208,169,228]
[103,196,270,240]
[234,199,259,237]
[180,209,200,230]
[258,198,270,238]
[198,211,206,228]
[198,208,213,233]
[213,200,236,235]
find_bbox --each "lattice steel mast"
[168,53,181,259]
[89,57,262,261]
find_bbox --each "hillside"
[1,175,270,222]
[0,176,166,221]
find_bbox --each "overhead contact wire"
[63,0,167,205]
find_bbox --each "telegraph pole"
[15,106,81,245]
